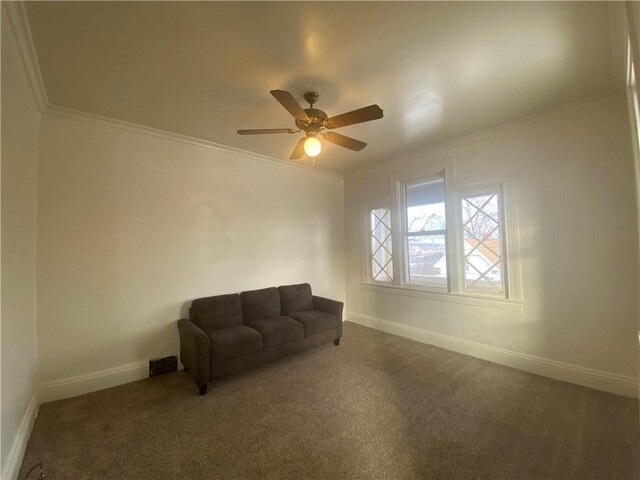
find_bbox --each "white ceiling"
[26,1,616,174]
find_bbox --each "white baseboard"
[39,361,148,404]
[2,363,149,478]
[1,393,40,480]
[347,313,639,398]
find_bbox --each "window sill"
[360,283,523,312]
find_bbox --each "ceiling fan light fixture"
[237,90,383,162]
[303,135,322,157]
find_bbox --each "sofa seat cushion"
[279,283,313,314]
[207,325,263,362]
[288,310,337,337]
[248,316,304,348]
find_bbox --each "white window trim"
[390,157,455,293]
[360,157,523,310]
[454,179,523,302]
[454,183,510,298]
[360,282,523,312]
[399,173,450,292]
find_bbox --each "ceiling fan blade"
[237,128,297,135]
[323,132,367,151]
[290,137,306,160]
[325,105,383,129]
[270,90,309,122]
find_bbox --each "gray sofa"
[178,283,343,395]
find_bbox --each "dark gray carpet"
[20,322,639,479]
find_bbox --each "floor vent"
[149,355,178,377]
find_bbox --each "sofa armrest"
[313,295,344,338]
[178,319,211,387]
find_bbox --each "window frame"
[361,158,522,311]
[454,184,509,299]
[390,158,456,293]
[399,173,450,292]
[364,205,394,285]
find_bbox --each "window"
[364,161,520,307]
[403,175,447,289]
[369,208,393,282]
[461,192,504,295]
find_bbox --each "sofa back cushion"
[190,294,243,330]
[279,283,313,314]
[241,287,281,323]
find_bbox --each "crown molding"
[3,0,342,180]
[43,105,343,180]
[6,0,618,182]
[2,0,49,112]
[347,90,623,178]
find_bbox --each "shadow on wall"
[180,300,191,320]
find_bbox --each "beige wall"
[345,95,639,384]
[35,113,345,384]
[1,11,41,474]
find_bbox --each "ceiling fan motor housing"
[296,108,328,134]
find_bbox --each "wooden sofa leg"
[334,338,340,346]
[199,384,208,396]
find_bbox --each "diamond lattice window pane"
[370,208,393,282]
[462,193,504,294]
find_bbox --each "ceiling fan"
[237,90,383,160]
